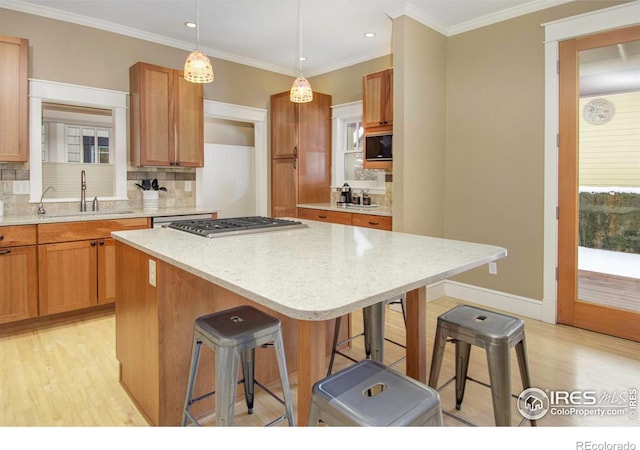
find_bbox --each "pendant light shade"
[290,0,312,103]
[290,76,313,103]
[184,0,213,84]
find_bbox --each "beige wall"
[310,55,393,105]
[442,1,629,300]
[0,8,292,110]
[393,16,448,237]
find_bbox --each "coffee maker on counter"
[338,183,352,204]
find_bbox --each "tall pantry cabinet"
[270,91,332,218]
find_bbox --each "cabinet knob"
[90,241,97,246]
[175,161,180,166]
[99,240,105,246]
[0,234,3,241]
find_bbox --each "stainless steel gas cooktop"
[168,216,307,238]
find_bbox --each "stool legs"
[326,316,342,376]
[485,345,511,426]
[182,336,203,426]
[454,341,471,410]
[273,334,296,426]
[215,347,240,426]
[363,302,385,363]
[515,336,536,426]
[240,348,256,414]
[428,325,447,390]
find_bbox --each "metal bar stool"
[308,359,443,426]
[182,305,295,427]
[327,294,406,376]
[428,304,535,426]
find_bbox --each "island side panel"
[296,320,327,426]
[115,241,160,425]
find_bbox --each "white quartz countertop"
[0,207,218,226]
[112,219,506,321]
[297,202,392,217]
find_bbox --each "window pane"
[346,122,364,151]
[344,151,381,182]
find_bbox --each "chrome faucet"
[80,170,87,212]
[38,186,55,215]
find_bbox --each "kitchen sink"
[43,210,134,218]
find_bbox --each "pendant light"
[290,0,312,103]
[184,0,213,84]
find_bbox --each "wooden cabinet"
[0,35,29,162]
[129,62,204,167]
[270,91,332,218]
[363,68,393,129]
[37,218,149,316]
[297,208,351,225]
[297,208,392,231]
[0,225,37,324]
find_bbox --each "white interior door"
[197,143,255,218]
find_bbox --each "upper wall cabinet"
[129,62,204,167]
[362,68,393,130]
[0,35,29,162]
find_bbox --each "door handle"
[0,249,11,255]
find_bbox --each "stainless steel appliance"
[338,183,352,205]
[365,130,392,162]
[152,213,214,229]
[168,216,307,238]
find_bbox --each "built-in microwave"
[365,130,392,162]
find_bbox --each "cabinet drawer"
[0,225,37,247]
[298,208,351,225]
[351,214,392,231]
[38,218,150,244]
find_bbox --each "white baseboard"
[427,280,543,321]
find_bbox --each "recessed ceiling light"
[185,21,197,28]
[364,32,376,38]
[298,56,307,61]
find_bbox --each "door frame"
[542,2,640,324]
[196,100,268,216]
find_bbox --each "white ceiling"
[3,0,574,76]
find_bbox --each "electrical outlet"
[149,259,157,287]
[184,181,192,192]
[13,180,30,195]
[489,262,497,275]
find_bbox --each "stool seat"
[182,305,295,427]
[429,304,535,427]
[308,359,443,427]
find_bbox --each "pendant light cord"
[296,0,302,75]
[196,0,201,49]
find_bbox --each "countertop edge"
[297,203,392,217]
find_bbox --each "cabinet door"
[97,238,116,305]
[0,246,37,324]
[173,70,204,167]
[363,69,393,129]
[271,157,298,218]
[38,241,98,315]
[0,35,28,162]
[130,62,173,166]
[270,91,298,159]
[298,92,332,204]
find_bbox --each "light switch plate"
[184,181,192,192]
[149,259,157,287]
[489,262,497,275]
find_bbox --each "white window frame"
[29,79,128,203]
[332,101,385,194]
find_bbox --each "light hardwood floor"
[1,297,638,428]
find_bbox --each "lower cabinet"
[37,218,149,317]
[297,207,392,231]
[0,245,38,324]
[38,238,116,315]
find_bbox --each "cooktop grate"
[167,216,307,238]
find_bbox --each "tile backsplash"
[0,163,196,216]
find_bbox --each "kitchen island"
[112,219,506,425]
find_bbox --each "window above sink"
[29,79,128,204]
